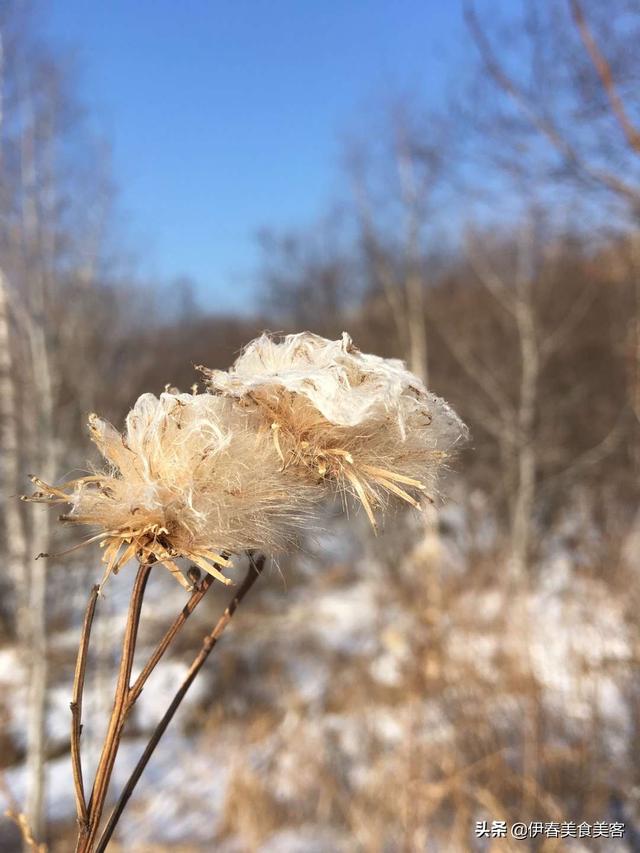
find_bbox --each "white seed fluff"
[203,332,468,527]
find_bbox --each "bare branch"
[128,573,216,705]
[95,554,266,853]
[76,562,153,852]
[0,775,47,853]
[540,278,598,359]
[464,0,640,205]
[569,0,640,156]
[70,585,100,832]
[465,233,518,316]
[431,316,516,438]
[72,557,245,851]
[538,411,626,494]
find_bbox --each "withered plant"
[23,332,466,851]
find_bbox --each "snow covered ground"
[0,504,638,850]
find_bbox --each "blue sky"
[45,1,466,312]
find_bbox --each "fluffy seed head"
[28,392,319,588]
[27,332,467,587]
[202,332,468,528]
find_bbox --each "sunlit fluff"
[202,332,468,529]
[27,392,318,589]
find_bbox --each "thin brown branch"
[0,774,47,852]
[94,553,266,853]
[464,0,640,205]
[76,562,153,852]
[431,319,515,438]
[72,556,243,851]
[466,237,518,317]
[568,0,640,155]
[538,409,626,495]
[70,584,100,832]
[127,573,215,706]
[539,278,598,359]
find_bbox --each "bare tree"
[0,10,127,842]
[256,211,355,337]
[347,105,452,383]
[464,0,640,217]
[0,270,29,624]
[0,30,29,633]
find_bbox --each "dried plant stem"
[71,553,263,852]
[95,553,265,852]
[128,572,216,706]
[70,584,100,831]
[0,773,47,852]
[75,562,153,852]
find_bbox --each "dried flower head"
[26,392,319,589]
[26,332,466,588]
[201,332,467,529]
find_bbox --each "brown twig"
[72,554,255,851]
[568,0,640,155]
[463,0,640,205]
[75,562,153,852]
[70,584,100,832]
[94,553,266,853]
[0,773,47,852]
[127,573,215,706]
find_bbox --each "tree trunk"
[0,272,29,631]
[509,234,539,581]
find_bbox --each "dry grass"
[199,517,638,852]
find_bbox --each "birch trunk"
[24,314,54,843]
[0,272,29,631]
[509,230,539,582]
[19,75,56,845]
